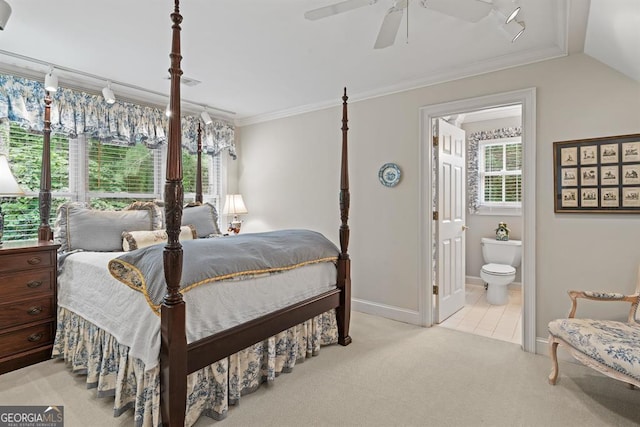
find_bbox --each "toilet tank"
[481,237,522,267]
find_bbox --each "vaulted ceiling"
[0,0,636,125]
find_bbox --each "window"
[3,124,72,241]
[479,137,522,210]
[2,126,224,242]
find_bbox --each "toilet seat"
[481,263,516,276]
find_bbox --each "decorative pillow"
[122,225,197,252]
[125,201,164,230]
[182,202,222,238]
[54,202,156,252]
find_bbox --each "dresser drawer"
[0,269,54,300]
[0,323,54,357]
[0,296,55,329]
[0,250,54,274]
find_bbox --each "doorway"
[418,88,537,353]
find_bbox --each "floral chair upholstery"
[548,267,640,389]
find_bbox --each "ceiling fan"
[304,0,521,49]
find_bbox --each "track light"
[501,19,525,43]
[489,8,525,43]
[200,109,213,125]
[500,21,525,43]
[44,67,58,92]
[102,81,116,104]
[492,0,521,24]
[0,0,11,31]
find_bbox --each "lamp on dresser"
[0,154,24,245]
[222,194,248,234]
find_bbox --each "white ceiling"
[0,0,635,125]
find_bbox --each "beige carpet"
[0,311,638,427]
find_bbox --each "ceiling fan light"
[0,0,11,30]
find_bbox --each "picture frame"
[554,133,640,213]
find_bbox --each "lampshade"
[0,0,11,31]
[200,110,213,125]
[222,194,248,216]
[0,155,24,196]
[102,82,116,104]
[44,70,58,92]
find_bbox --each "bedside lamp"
[222,194,248,234]
[0,155,25,245]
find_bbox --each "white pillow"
[122,225,197,252]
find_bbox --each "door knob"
[462,225,469,231]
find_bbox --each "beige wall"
[237,53,640,344]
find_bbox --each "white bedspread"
[57,251,337,369]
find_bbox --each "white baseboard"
[352,298,421,326]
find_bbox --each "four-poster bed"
[35,1,352,425]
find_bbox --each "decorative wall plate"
[378,163,401,187]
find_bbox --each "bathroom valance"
[0,74,236,159]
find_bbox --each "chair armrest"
[568,290,640,322]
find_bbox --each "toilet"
[480,237,522,305]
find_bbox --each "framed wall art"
[554,133,640,213]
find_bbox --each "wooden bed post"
[38,92,53,242]
[195,122,203,204]
[337,88,352,346]
[160,1,187,426]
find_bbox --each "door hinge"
[433,285,439,295]
[433,211,438,221]
[433,136,438,146]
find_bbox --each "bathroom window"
[478,137,522,212]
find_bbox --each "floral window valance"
[0,74,236,159]
[467,127,521,213]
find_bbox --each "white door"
[434,118,467,323]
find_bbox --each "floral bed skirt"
[53,307,338,427]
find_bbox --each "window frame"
[3,130,225,242]
[477,136,522,216]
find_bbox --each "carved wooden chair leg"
[548,335,560,385]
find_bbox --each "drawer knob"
[27,280,43,289]
[27,256,42,265]
[27,306,43,315]
[27,333,43,342]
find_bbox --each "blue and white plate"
[378,163,401,187]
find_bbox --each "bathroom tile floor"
[438,283,522,345]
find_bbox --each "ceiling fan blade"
[374,3,405,49]
[420,0,493,22]
[305,0,378,21]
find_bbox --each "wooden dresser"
[0,240,60,374]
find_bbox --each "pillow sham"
[125,201,164,230]
[122,224,197,252]
[182,202,222,238]
[55,202,157,252]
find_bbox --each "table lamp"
[0,154,25,245]
[222,194,248,234]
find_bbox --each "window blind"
[480,140,522,205]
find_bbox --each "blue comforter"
[108,229,339,313]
